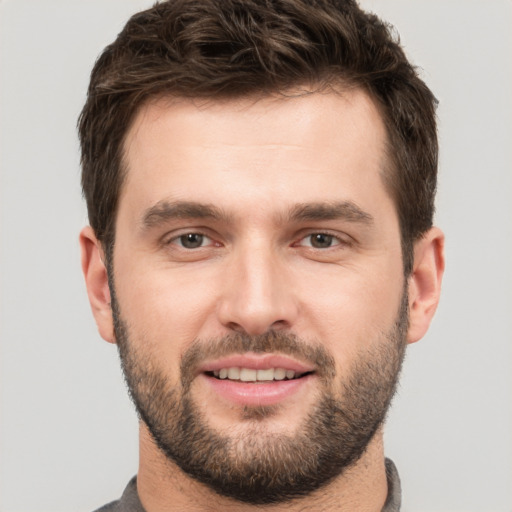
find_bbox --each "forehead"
[119,89,393,225]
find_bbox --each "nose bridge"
[218,236,296,335]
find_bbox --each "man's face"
[111,90,407,502]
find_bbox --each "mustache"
[180,331,336,389]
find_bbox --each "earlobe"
[407,227,445,344]
[79,226,116,344]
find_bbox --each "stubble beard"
[112,289,408,505]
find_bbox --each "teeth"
[240,368,257,381]
[273,368,286,380]
[211,367,298,381]
[228,367,240,380]
[256,369,274,381]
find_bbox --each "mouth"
[198,353,316,406]
[207,367,312,382]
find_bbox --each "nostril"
[225,319,289,336]
[270,319,289,331]
[226,321,245,333]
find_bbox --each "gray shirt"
[94,458,401,511]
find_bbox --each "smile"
[199,353,316,406]
[210,367,306,381]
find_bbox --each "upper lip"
[199,352,316,375]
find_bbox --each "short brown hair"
[79,0,438,274]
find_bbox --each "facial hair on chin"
[111,287,408,505]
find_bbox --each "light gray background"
[1,1,511,511]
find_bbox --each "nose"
[217,242,298,336]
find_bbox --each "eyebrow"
[288,201,374,225]
[142,200,227,229]
[141,199,374,231]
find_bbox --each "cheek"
[113,262,220,359]
[295,262,404,363]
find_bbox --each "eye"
[173,233,212,249]
[298,233,342,249]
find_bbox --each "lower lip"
[201,373,314,407]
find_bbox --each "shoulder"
[92,476,145,512]
[382,458,402,512]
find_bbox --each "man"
[79,0,444,510]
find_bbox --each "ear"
[407,227,445,344]
[79,226,116,344]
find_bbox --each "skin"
[81,88,444,511]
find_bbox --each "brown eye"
[178,233,206,249]
[309,233,335,248]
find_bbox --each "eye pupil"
[311,233,333,248]
[180,233,204,248]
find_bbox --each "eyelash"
[295,232,347,249]
[166,232,215,249]
[165,231,350,251]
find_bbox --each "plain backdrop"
[1,1,511,511]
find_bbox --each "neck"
[137,422,389,512]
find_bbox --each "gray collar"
[382,458,402,511]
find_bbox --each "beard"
[112,289,408,505]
